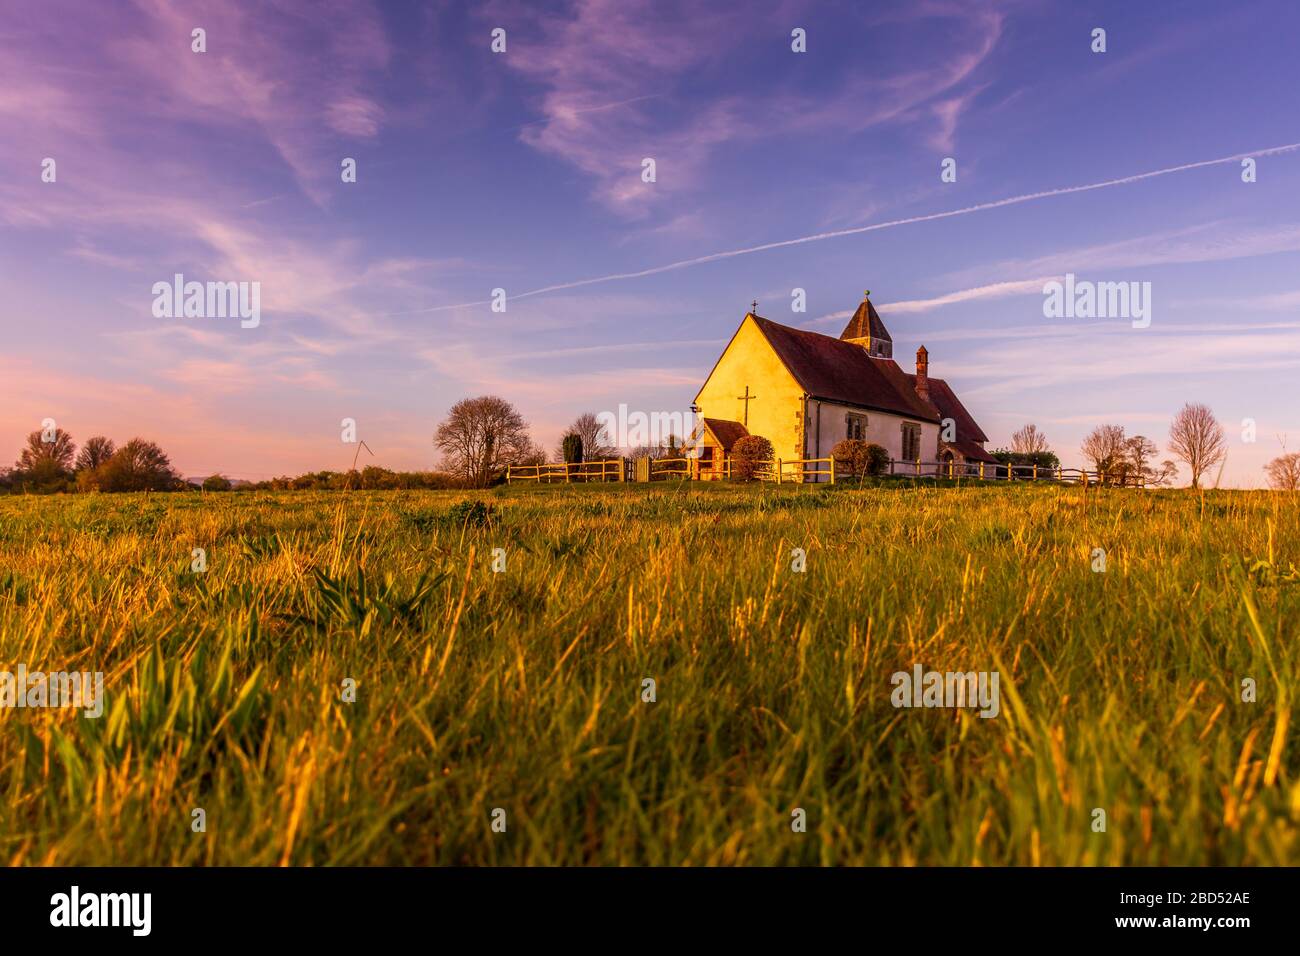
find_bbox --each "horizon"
[4,0,1299,487]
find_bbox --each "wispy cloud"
[482,0,1003,217]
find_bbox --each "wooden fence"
[880,459,1146,487]
[505,459,623,483]
[505,456,1145,488]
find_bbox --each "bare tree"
[516,442,548,467]
[1152,459,1179,487]
[75,436,117,472]
[1011,424,1049,454]
[1119,435,1178,487]
[1265,452,1300,490]
[1080,424,1127,477]
[15,427,76,472]
[555,412,615,462]
[434,395,533,487]
[1168,403,1226,489]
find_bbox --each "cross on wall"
[737,385,757,427]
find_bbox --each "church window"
[845,414,867,440]
[901,423,921,460]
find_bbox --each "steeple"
[839,290,893,358]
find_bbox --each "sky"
[2,0,1299,486]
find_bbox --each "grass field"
[0,480,1296,865]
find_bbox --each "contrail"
[383,141,1300,317]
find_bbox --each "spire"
[839,290,893,358]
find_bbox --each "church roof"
[703,418,748,451]
[905,374,990,444]
[946,437,999,464]
[750,316,940,422]
[839,297,892,343]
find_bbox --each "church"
[688,292,996,479]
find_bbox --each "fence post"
[915,458,920,476]
[829,457,835,485]
[777,459,782,484]
[506,464,511,484]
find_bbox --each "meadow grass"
[0,480,1295,865]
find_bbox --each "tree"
[75,436,116,472]
[1011,424,1049,455]
[516,442,548,467]
[202,474,233,491]
[1152,459,1179,487]
[1265,452,1300,490]
[92,439,182,491]
[15,427,76,471]
[1119,435,1178,488]
[561,433,584,464]
[1080,424,1127,478]
[559,412,615,461]
[1168,403,1226,489]
[12,427,76,490]
[434,396,533,488]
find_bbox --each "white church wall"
[805,400,940,480]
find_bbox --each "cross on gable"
[737,384,757,426]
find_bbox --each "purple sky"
[3,0,1299,486]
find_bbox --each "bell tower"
[839,290,893,358]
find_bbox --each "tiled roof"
[946,438,999,464]
[703,418,748,451]
[839,297,892,343]
[750,315,939,422]
[905,374,990,443]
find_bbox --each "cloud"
[483,0,1003,217]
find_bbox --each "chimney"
[915,345,930,402]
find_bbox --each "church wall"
[695,316,805,461]
[806,400,939,480]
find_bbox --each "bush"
[202,474,233,491]
[832,439,889,478]
[731,435,773,480]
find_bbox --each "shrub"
[832,439,889,478]
[731,435,773,480]
[202,474,233,491]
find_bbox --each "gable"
[693,313,800,406]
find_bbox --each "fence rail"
[505,459,623,483]
[505,455,1146,488]
[881,459,1145,487]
